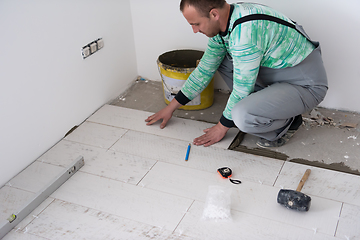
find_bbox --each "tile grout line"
[136,161,159,187]
[86,119,130,129]
[230,207,339,237]
[58,139,108,151]
[55,128,130,155]
[106,129,130,152]
[32,197,174,238]
[18,198,57,233]
[272,161,286,187]
[86,109,231,150]
[3,185,38,194]
[172,199,195,236]
[42,174,200,237]
[333,202,344,237]
[12,231,51,240]
[275,161,360,206]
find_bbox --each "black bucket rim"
[157,49,204,73]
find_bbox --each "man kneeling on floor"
[145,0,328,148]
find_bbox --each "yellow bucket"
[157,49,214,110]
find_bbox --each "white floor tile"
[275,162,360,206]
[140,161,226,201]
[336,203,360,239]
[37,140,106,167]
[0,186,34,221]
[232,183,341,236]
[13,197,55,231]
[50,171,193,231]
[177,201,340,240]
[6,162,65,193]
[65,121,128,149]
[81,150,157,184]
[141,162,342,235]
[111,130,284,185]
[24,199,196,240]
[206,127,239,150]
[110,129,190,163]
[39,138,156,185]
[87,105,236,149]
[2,231,49,240]
[0,187,54,235]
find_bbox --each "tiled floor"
[111,80,360,173]
[1,105,360,239]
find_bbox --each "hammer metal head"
[277,189,311,212]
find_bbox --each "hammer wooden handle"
[296,169,311,192]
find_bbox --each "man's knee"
[231,103,251,133]
[232,101,275,134]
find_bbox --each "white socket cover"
[90,42,97,53]
[82,46,90,58]
[97,39,104,49]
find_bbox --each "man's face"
[182,5,220,38]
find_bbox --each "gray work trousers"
[218,29,328,141]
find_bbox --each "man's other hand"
[193,122,229,147]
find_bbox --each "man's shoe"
[256,129,298,148]
[256,115,302,148]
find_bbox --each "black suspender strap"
[230,13,307,39]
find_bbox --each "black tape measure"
[217,167,241,184]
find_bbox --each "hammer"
[277,169,312,211]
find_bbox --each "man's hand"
[145,98,182,129]
[193,122,229,147]
[145,107,173,129]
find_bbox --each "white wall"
[131,0,360,112]
[130,0,211,85]
[0,0,137,187]
[1,0,359,188]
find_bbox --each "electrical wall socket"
[82,38,104,59]
[82,46,90,58]
[90,42,97,53]
[97,38,104,49]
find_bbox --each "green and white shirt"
[175,3,315,127]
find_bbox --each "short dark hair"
[180,0,226,17]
